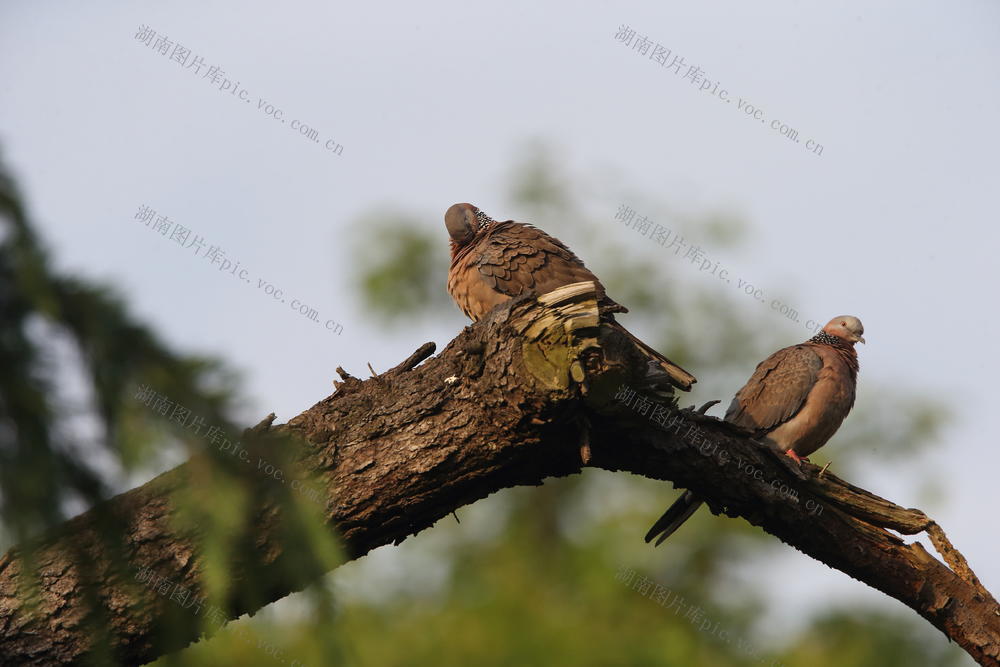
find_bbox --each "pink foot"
[784,450,809,464]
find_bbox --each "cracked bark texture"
[0,283,997,666]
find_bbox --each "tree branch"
[0,283,996,665]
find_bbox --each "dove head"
[821,316,865,345]
[445,203,495,246]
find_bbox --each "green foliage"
[349,211,452,324]
[0,153,341,664]
[783,610,966,667]
[0,158,247,548]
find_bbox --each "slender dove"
[445,202,696,390]
[645,316,865,546]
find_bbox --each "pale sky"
[2,1,997,658]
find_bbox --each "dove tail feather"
[614,324,697,391]
[645,491,704,546]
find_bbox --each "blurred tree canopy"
[0,142,967,666]
[0,152,340,665]
[341,142,964,667]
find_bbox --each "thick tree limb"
[0,283,997,665]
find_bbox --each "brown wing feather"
[474,222,625,313]
[447,220,695,386]
[724,344,823,433]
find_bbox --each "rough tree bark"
[0,283,997,665]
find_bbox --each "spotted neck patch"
[810,331,848,347]
[474,209,495,231]
[811,329,860,380]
